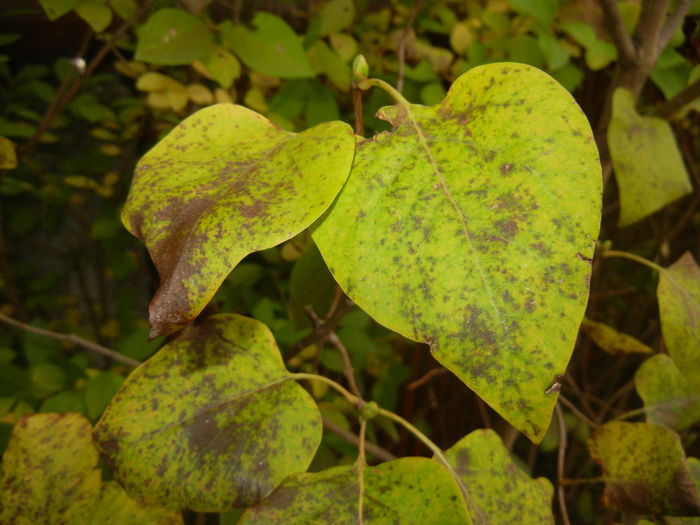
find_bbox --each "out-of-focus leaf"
[74,0,113,32]
[289,242,337,328]
[85,370,124,420]
[197,45,241,89]
[93,314,323,511]
[635,354,700,430]
[305,80,339,126]
[588,421,700,515]
[239,458,471,524]
[608,88,692,226]
[560,22,617,70]
[445,429,554,523]
[658,253,700,389]
[38,0,78,20]
[307,40,351,91]
[317,0,354,36]
[0,136,17,170]
[222,13,314,78]
[121,104,354,336]
[135,8,213,66]
[329,33,357,62]
[507,0,560,26]
[313,63,601,442]
[582,318,653,355]
[538,33,570,71]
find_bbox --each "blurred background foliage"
[0,0,699,523]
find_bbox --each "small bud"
[352,55,369,81]
[360,401,379,421]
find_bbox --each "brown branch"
[555,403,571,525]
[396,0,426,93]
[599,0,636,63]
[653,77,700,118]
[322,417,396,462]
[659,0,693,51]
[634,0,672,67]
[0,313,141,368]
[285,298,354,359]
[406,367,447,391]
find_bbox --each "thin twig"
[599,0,636,62]
[653,77,700,119]
[634,0,672,67]
[0,313,141,367]
[329,332,362,399]
[285,299,354,359]
[659,0,693,52]
[559,394,600,428]
[555,403,571,525]
[356,419,367,525]
[406,367,447,390]
[395,0,426,93]
[322,417,396,462]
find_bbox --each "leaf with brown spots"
[239,457,471,524]
[658,253,700,390]
[93,314,322,512]
[313,63,601,441]
[635,354,700,430]
[582,317,653,355]
[122,104,355,337]
[608,88,692,226]
[0,413,182,525]
[588,421,700,516]
[444,429,554,524]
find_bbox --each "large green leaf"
[444,429,554,523]
[221,13,314,78]
[135,9,213,66]
[658,253,700,389]
[313,63,601,441]
[635,354,700,430]
[588,421,700,515]
[239,457,471,524]
[122,104,354,336]
[93,314,322,511]
[608,88,692,226]
[0,413,182,524]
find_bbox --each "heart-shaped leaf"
[313,63,601,441]
[588,421,700,516]
[635,353,700,430]
[93,314,322,511]
[444,429,554,523]
[1,413,182,524]
[608,88,692,226]
[122,104,355,337]
[239,457,471,524]
[658,252,700,389]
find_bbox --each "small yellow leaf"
[582,318,653,355]
[136,72,181,92]
[186,83,214,105]
[244,87,268,112]
[0,136,17,170]
[214,88,234,104]
[450,22,474,55]
[99,144,122,156]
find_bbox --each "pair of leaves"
[122,63,601,441]
[1,413,181,524]
[96,312,554,520]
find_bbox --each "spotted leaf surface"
[0,413,182,525]
[122,104,355,337]
[588,421,700,516]
[444,429,554,524]
[635,354,700,430]
[1,413,101,524]
[93,314,322,511]
[608,88,692,226]
[313,63,601,441]
[239,457,471,524]
[658,253,700,389]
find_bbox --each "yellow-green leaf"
[0,136,17,170]
[635,354,700,430]
[74,0,113,32]
[658,252,700,389]
[609,88,692,226]
[444,429,554,523]
[239,458,471,524]
[0,413,183,524]
[93,314,322,511]
[198,44,241,89]
[135,8,213,66]
[317,0,354,37]
[588,421,700,515]
[313,63,601,441]
[121,104,354,336]
[582,317,653,355]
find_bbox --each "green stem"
[290,372,359,405]
[377,408,471,504]
[601,249,666,274]
[357,419,367,525]
[362,78,412,110]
